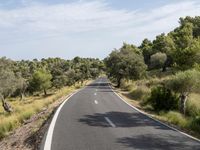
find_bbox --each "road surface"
[41,77,200,150]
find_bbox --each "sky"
[0,0,200,60]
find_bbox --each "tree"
[52,75,67,89]
[0,57,17,112]
[171,22,200,70]
[0,70,17,112]
[30,69,52,95]
[150,52,167,69]
[167,69,200,115]
[105,43,147,87]
[139,38,153,66]
[65,69,76,86]
[179,16,200,38]
[16,73,28,100]
[152,34,176,71]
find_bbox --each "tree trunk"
[20,93,24,101]
[179,93,188,115]
[44,88,47,96]
[1,96,12,113]
[116,77,122,88]
[162,62,167,72]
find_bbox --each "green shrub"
[189,116,200,133]
[120,79,135,91]
[147,86,179,111]
[0,119,18,139]
[150,52,167,69]
[130,86,150,101]
[162,111,188,128]
[187,97,200,117]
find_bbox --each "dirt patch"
[0,91,76,150]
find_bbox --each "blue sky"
[0,0,200,60]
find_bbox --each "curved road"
[41,77,200,150]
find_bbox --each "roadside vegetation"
[0,57,104,139]
[105,16,200,137]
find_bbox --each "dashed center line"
[94,93,97,96]
[94,100,98,104]
[104,117,116,128]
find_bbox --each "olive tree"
[167,69,200,115]
[16,73,27,100]
[150,52,167,69]
[105,43,147,87]
[0,70,17,112]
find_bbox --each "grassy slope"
[118,69,200,138]
[0,82,89,139]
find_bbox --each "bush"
[147,86,179,111]
[187,94,200,117]
[167,69,200,94]
[150,52,167,69]
[130,86,150,101]
[120,79,135,91]
[189,116,200,133]
[162,111,188,128]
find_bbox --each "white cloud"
[0,0,200,59]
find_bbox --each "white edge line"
[43,88,82,150]
[108,84,200,143]
[105,117,116,128]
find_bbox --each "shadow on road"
[116,134,200,150]
[86,82,114,93]
[79,111,200,149]
[79,111,169,130]
[87,82,110,89]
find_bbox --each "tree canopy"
[105,43,147,87]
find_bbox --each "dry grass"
[0,81,89,139]
[187,93,200,117]
[118,70,200,138]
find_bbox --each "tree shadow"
[87,82,111,89]
[116,134,200,150]
[42,93,54,98]
[79,111,170,130]
[86,82,115,93]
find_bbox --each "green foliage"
[105,43,147,87]
[152,33,175,55]
[130,86,150,101]
[171,21,200,70]
[0,57,19,101]
[139,38,153,65]
[161,111,188,128]
[0,69,18,99]
[30,68,52,95]
[186,94,200,117]
[147,86,179,111]
[179,16,200,38]
[167,69,200,94]
[150,52,167,69]
[52,75,67,89]
[189,116,200,132]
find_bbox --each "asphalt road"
[41,77,200,150]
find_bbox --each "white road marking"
[105,117,116,128]
[108,84,200,143]
[94,93,97,96]
[94,100,98,104]
[95,89,98,91]
[43,89,82,150]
